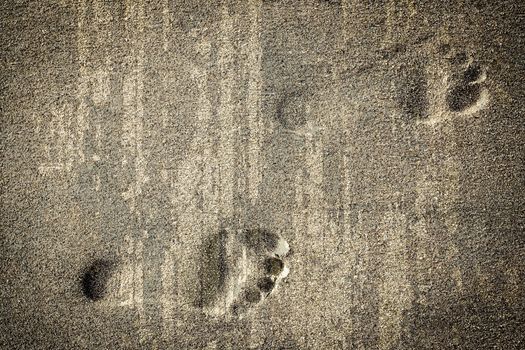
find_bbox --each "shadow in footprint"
[447,83,482,112]
[463,64,482,83]
[81,259,116,302]
[447,61,485,113]
[257,277,275,295]
[197,229,229,308]
[275,90,309,130]
[241,228,281,253]
[264,257,284,276]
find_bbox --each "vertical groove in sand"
[378,206,412,350]
[336,2,352,346]
[119,0,146,334]
[246,2,264,346]
[413,58,464,306]
[217,4,235,219]
[246,0,263,205]
[75,0,89,165]
[135,0,146,337]
[162,0,171,53]
[302,102,326,350]
[161,243,176,340]
[160,1,174,340]
[171,20,215,315]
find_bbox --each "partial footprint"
[446,59,489,114]
[80,258,117,302]
[198,228,290,318]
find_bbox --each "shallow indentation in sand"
[198,228,290,317]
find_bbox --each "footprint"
[446,59,488,113]
[420,51,490,125]
[275,90,309,130]
[198,228,290,317]
[79,229,290,316]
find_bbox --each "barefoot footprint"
[446,57,489,114]
[198,228,290,318]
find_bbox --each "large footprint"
[198,227,290,318]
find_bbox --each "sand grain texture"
[1,0,524,349]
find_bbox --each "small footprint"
[198,228,290,317]
[446,59,488,113]
[420,50,490,125]
[275,90,309,130]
